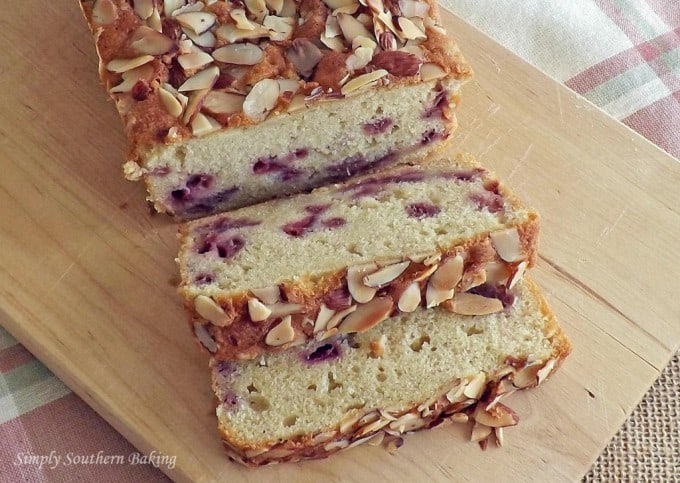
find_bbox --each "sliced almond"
[337,13,373,44]
[213,44,264,65]
[92,0,118,25]
[495,427,505,447]
[191,112,220,136]
[243,78,280,121]
[346,46,374,71]
[536,358,557,385]
[109,64,154,94]
[286,39,323,78]
[398,0,429,17]
[178,65,219,92]
[203,91,245,115]
[164,0,185,17]
[178,50,214,71]
[449,413,468,424]
[490,227,523,262]
[397,17,426,40]
[248,298,272,322]
[265,316,295,346]
[484,261,511,285]
[230,8,256,30]
[347,263,378,303]
[158,87,184,117]
[194,295,230,327]
[338,297,393,334]
[266,302,303,318]
[363,261,409,288]
[425,282,454,308]
[106,55,154,73]
[459,269,487,292]
[397,282,421,312]
[356,418,390,438]
[411,264,438,282]
[445,380,466,403]
[445,292,503,316]
[323,440,349,452]
[145,8,160,32]
[175,11,216,35]
[323,0,357,8]
[326,305,357,330]
[170,0,199,16]
[250,286,280,305]
[341,69,388,95]
[183,28,216,48]
[265,0,284,14]
[280,0,297,16]
[339,413,362,434]
[325,15,342,38]
[367,432,385,446]
[277,79,300,94]
[389,413,425,433]
[463,372,486,399]
[314,304,336,333]
[473,403,519,428]
[133,0,153,19]
[420,62,447,81]
[194,322,217,352]
[321,34,346,52]
[512,363,541,388]
[181,88,210,124]
[263,15,295,41]
[244,0,268,22]
[130,26,176,55]
[470,421,492,442]
[507,261,527,290]
[430,255,463,291]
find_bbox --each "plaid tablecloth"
[1,1,678,481]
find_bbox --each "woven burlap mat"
[583,352,679,482]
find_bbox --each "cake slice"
[178,154,539,360]
[80,0,472,219]
[211,277,571,466]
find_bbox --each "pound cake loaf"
[80,0,472,218]
[211,277,571,466]
[178,154,539,360]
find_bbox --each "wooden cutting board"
[1,2,679,481]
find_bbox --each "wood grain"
[0,2,679,482]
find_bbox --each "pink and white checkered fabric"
[1,1,678,481]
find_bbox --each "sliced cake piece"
[211,277,571,466]
[80,0,472,219]
[178,154,539,360]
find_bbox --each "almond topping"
[158,87,184,117]
[321,34,345,52]
[445,381,466,403]
[490,227,523,262]
[110,64,154,94]
[337,13,374,43]
[473,403,520,428]
[389,413,425,433]
[265,315,295,346]
[314,304,336,333]
[347,263,378,303]
[397,16,426,39]
[463,372,486,399]
[106,55,154,73]
[323,0,357,8]
[470,421,492,442]
[250,286,281,305]
[266,0,284,14]
[536,358,557,385]
[175,11,216,35]
[133,0,154,19]
[367,432,385,446]
[346,46,374,71]
[230,8,256,30]
[177,50,214,71]
[450,413,469,424]
[248,298,272,322]
[363,261,410,288]
[181,88,210,124]
[420,62,447,81]
[398,0,429,17]
[397,282,421,312]
[512,363,541,388]
[92,0,118,25]
[412,264,437,282]
[213,43,264,65]
[194,295,230,327]
[325,15,342,37]
[430,255,463,291]
[243,78,280,121]
[444,292,503,316]
[263,15,295,41]
[178,65,219,92]
[507,261,527,289]
[285,39,323,78]
[325,305,357,330]
[244,0,268,22]
[190,112,220,136]
[183,28,216,48]
[338,297,393,334]
[277,79,300,93]
[203,91,245,115]
[459,269,487,292]
[194,322,217,352]
[341,69,388,95]
[425,282,453,308]
[164,0,185,17]
[266,302,303,318]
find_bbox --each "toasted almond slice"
[248,298,272,322]
[341,69,388,95]
[266,302,303,318]
[473,403,519,428]
[264,15,295,41]
[352,35,378,51]
[445,380,466,403]
[286,39,323,78]
[244,0,268,21]
[106,55,154,73]
[356,418,390,438]
[430,255,463,291]
[363,261,410,288]
[92,0,118,25]
[314,304,336,333]
[191,112,220,136]
[323,0,357,8]
[420,62,447,81]
[339,413,363,434]
[171,1,203,16]
[484,261,511,285]
[326,305,357,330]
[536,358,557,385]
[470,421,492,442]
[243,78,280,121]
[450,413,469,424]
[133,0,153,19]
[175,11,216,35]
[164,0,185,17]
[277,79,300,94]
[398,0,429,17]
[347,263,378,303]
[265,0,284,14]
[495,427,505,447]
[194,322,217,352]
[178,50,214,71]
[183,27,216,48]
[325,15,342,38]
[213,43,264,65]
[412,264,438,283]
[109,64,154,94]
[337,13,373,43]
[512,363,540,388]
[346,46,374,71]
[265,316,295,346]
[463,372,486,399]
[389,413,425,433]
[338,297,393,334]
[397,17,426,40]
[130,26,175,55]
[179,65,219,92]
[195,295,230,327]
[202,91,245,115]
[181,88,210,124]
[367,432,385,446]
[445,292,503,316]
[507,261,527,289]
[423,253,441,266]
[250,286,280,305]
[460,269,487,292]
[490,227,523,262]
[321,34,346,52]
[397,282,421,312]
[425,282,453,308]
[158,87,184,117]
[230,8,256,30]
[280,0,296,16]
